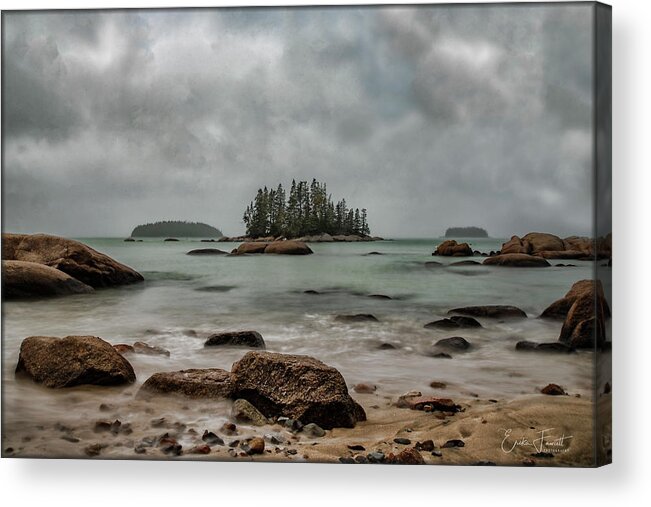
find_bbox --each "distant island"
[243,179,371,238]
[130,221,223,238]
[444,226,488,238]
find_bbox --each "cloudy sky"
[2,4,596,238]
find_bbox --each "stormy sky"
[2,5,596,238]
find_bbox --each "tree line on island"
[242,179,371,238]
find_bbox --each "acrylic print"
[1,3,612,466]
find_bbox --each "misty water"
[2,238,608,449]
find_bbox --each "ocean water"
[2,238,609,437]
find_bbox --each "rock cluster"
[233,240,313,255]
[432,240,473,257]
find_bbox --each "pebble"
[160,443,183,456]
[348,444,366,451]
[264,433,286,445]
[286,448,298,455]
[242,437,265,455]
[431,450,443,457]
[134,445,147,454]
[84,444,103,457]
[99,403,115,412]
[93,420,113,433]
[302,423,326,438]
[187,444,211,455]
[339,457,355,464]
[354,454,369,464]
[221,422,237,435]
[415,440,435,452]
[393,438,412,445]
[541,383,566,396]
[441,439,465,448]
[228,440,240,448]
[202,430,225,446]
[367,451,385,463]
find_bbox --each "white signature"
[500,428,573,454]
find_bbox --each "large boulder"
[204,331,266,349]
[139,368,233,399]
[186,248,228,255]
[499,232,612,260]
[230,351,366,429]
[235,242,269,254]
[557,284,609,349]
[15,335,136,388]
[263,240,313,255]
[541,280,611,320]
[2,233,143,288]
[448,305,527,319]
[483,254,551,267]
[432,240,473,257]
[2,260,94,299]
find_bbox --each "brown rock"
[263,240,313,255]
[448,305,527,319]
[15,335,136,388]
[139,368,233,399]
[187,444,211,454]
[429,381,447,389]
[244,437,265,455]
[353,383,377,394]
[186,248,228,255]
[235,242,270,254]
[2,260,94,299]
[433,240,473,257]
[387,447,426,464]
[133,341,170,357]
[483,254,551,267]
[541,383,566,396]
[230,351,366,429]
[541,279,611,320]
[2,233,143,288]
[113,344,135,354]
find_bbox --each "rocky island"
[444,227,488,238]
[130,221,223,238]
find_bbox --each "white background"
[0,0,649,505]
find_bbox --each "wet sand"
[2,388,600,467]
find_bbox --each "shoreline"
[2,389,599,466]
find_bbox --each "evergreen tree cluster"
[243,179,371,238]
[131,221,223,238]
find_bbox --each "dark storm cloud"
[2,5,596,238]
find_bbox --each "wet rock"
[242,437,265,455]
[425,316,482,329]
[433,240,473,257]
[202,431,225,445]
[424,261,443,267]
[401,396,461,413]
[302,423,326,438]
[353,383,377,394]
[204,331,265,349]
[369,294,392,300]
[483,254,551,267]
[448,305,527,319]
[187,444,211,454]
[139,368,233,399]
[2,233,143,287]
[15,335,136,388]
[2,260,94,299]
[450,260,481,266]
[431,352,452,359]
[263,240,313,255]
[541,383,566,396]
[134,445,147,454]
[366,251,383,255]
[230,351,366,429]
[475,460,497,466]
[264,433,286,445]
[339,457,355,464]
[133,341,170,357]
[231,398,270,426]
[354,454,369,463]
[335,314,379,323]
[348,444,366,451]
[84,444,104,457]
[186,248,227,255]
[221,422,237,435]
[429,381,447,389]
[278,417,303,432]
[415,440,435,452]
[441,439,465,448]
[377,343,398,350]
[431,450,443,457]
[393,437,411,445]
[303,290,320,295]
[164,238,179,242]
[515,341,574,353]
[434,336,471,351]
[367,451,386,463]
[555,281,610,349]
[395,391,422,408]
[113,344,135,354]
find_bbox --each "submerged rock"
[482,254,551,267]
[186,248,228,255]
[139,368,233,399]
[133,341,170,357]
[448,305,527,319]
[234,240,313,255]
[424,316,481,329]
[515,341,574,353]
[2,260,94,299]
[204,331,265,349]
[434,336,471,351]
[335,314,379,323]
[230,351,366,429]
[541,383,566,396]
[2,233,143,287]
[15,335,136,388]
